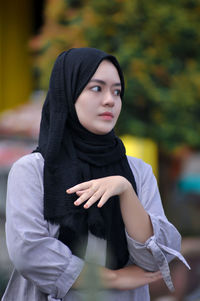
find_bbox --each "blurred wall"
[0,0,33,112]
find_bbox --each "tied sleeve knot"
[145,236,191,292]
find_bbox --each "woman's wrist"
[119,177,134,199]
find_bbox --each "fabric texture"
[34,48,137,269]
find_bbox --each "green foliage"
[31,0,200,150]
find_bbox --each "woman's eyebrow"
[90,79,121,87]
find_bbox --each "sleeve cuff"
[146,237,190,291]
[51,255,85,299]
[125,214,190,292]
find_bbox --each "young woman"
[2,48,189,301]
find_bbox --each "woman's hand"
[66,176,131,209]
[112,265,162,290]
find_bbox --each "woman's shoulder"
[126,156,156,188]
[12,152,43,166]
[6,153,44,205]
[127,155,152,173]
[126,156,158,199]
[10,152,44,178]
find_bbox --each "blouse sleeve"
[5,154,84,300]
[126,157,190,291]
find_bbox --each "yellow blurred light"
[121,135,158,179]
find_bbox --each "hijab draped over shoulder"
[35,47,137,269]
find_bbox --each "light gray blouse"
[2,153,189,301]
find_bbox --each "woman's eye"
[114,89,121,96]
[91,86,101,92]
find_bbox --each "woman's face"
[75,60,122,135]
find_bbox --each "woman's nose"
[102,91,115,107]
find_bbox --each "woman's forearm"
[119,181,153,243]
[73,264,161,290]
[72,264,117,289]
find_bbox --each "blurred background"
[0,0,200,300]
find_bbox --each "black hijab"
[35,48,137,269]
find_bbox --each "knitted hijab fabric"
[35,48,137,269]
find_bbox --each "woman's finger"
[144,271,162,284]
[83,189,105,209]
[145,271,162,278]
[74,189,95,206]
[66,181,92,194]
[76,189,89,196]
[146,274,162,285]
[97,191,111,208]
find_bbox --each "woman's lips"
[99,112,114,120]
